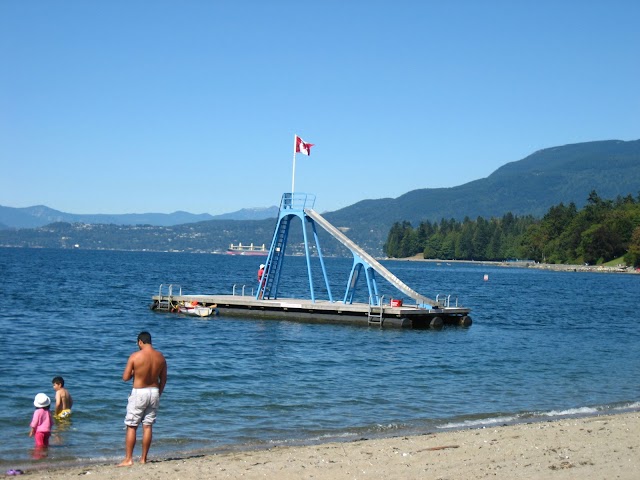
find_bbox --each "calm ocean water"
[1,247,639,469]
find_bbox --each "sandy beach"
[399,255,639,274]
[24,411,639,480]
[501,261,637,274]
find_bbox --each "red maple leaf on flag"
[295,135,314,156]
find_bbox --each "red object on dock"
[391,299,403,307]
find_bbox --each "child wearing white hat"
[29,393,53,448]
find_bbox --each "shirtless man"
[118,331,167,467]
[52,376,73,419]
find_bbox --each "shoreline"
[398,255,639,274]
[21,411,640,479]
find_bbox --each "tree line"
[383,191,640,267]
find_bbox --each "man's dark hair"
[52,376,65,387]
[138,331,152,345]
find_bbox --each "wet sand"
[26,411,639,479]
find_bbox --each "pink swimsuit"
[30,408,52,447]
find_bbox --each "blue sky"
[1,1,638,215]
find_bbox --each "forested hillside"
[384,191,640,267]
[326,139,640,255]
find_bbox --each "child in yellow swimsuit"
[52,376,73,420]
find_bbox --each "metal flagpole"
[292,134,297,195]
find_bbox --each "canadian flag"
[295,135,314,156]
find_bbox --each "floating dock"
[152,291,471,328]
[152,193,472,329]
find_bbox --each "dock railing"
[232,284,254,296]
[281,192,316,210]
[435,294,459,308]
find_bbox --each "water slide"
[304,209,437,306]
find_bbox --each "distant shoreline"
[395,255,639,274]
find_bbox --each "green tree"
[624,226,640,267]
[423,232,444,259]
[485,225,503,260]
[472,217,490,260]
[384,221,413,257]
[578,224,616,264]
[456,221,475,259]
[441,234,456,259]
[399,227,420,257]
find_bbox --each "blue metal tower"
[256,193,332,302]
[257,193,436,308]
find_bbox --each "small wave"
[257,422,411,448]
[615,401,640,410]
[269,431,360,445]
[536,401,640,418]
[437,402,640,431]
[539,406,600,417]
[437,415,519,430]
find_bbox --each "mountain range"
[0,205,280,230]
[1,139,639,256]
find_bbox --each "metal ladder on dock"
[259,215,291,299]
[367,295,385,327]
[156,284,181,311]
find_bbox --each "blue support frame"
[257,193,381,305]
[257,193,334,302]
[343,254,380,305]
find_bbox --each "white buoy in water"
[483,274,489,281]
